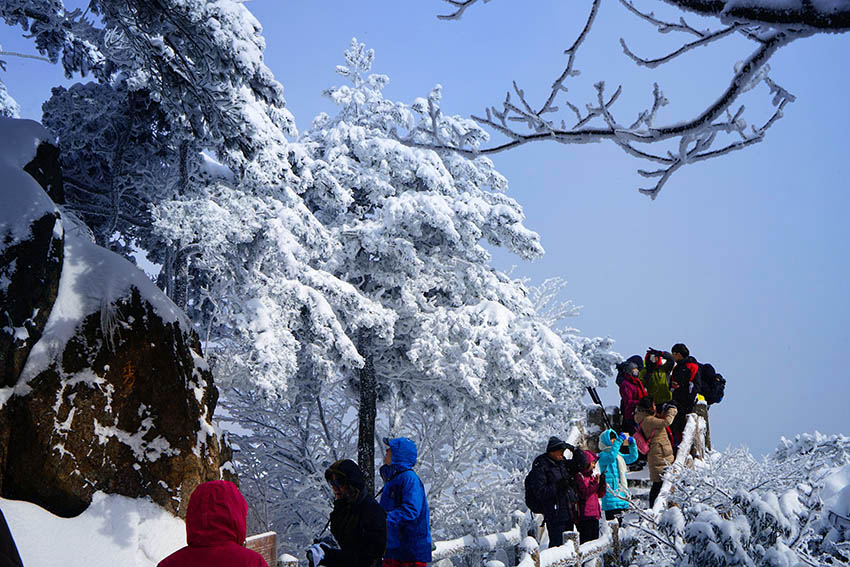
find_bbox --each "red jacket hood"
[186,480,248,548]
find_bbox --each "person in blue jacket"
[379,437,432,567]
[597,428,638,523]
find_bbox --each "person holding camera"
[306,459,387,567]
[642,348,675,406]
[574,450,606,544]
[526,436,587,547]
[635,397,678,508]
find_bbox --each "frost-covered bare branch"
[437,0,492,20]
[427,0,811,197]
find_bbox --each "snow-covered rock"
[0,117,233,518]
[0,119,63,386]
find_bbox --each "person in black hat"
[306,459,387,567]
[525,436,586,547]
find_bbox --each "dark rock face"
[0,210,63,387]
[0,135,235,518]
[1,288,231,517]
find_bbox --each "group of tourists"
[157,437,430,567]
[153,342,725,567]
[525,342,726,547]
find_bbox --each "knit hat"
[546,436,568,452]
[625,361,639,374]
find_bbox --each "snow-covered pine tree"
[300,37,602,474]
[4,0,399,400]
[225,39,619,549]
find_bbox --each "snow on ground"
[2,493,185,567]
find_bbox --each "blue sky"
[2,0,848,456]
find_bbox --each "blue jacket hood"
[598,428,617,451]
[388,437,418,469]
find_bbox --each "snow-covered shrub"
[624,433,850,567]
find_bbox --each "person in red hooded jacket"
[158,480,267,567]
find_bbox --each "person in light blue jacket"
[378,437,432,566]
[597,428,638,523]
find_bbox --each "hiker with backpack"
[635,397,677,508]
[641,348,675,406]
[597,429,638,524]
[574,450,606,544]
[379,437,432,567]
[670,343,701,446]
[698,362,726,408]
[525,436,586,548]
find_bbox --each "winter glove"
[628,437,635,446]
[307,543,325,567]
[617,432,627,442]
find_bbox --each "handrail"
[431,510,528,562]
[649,410,707,516]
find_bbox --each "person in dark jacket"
[526,436,587,548]
[158,480,267,567]
[0,509,23,567]
[670,343,701,445]
[307,459,387,567]
[379,437,431,567]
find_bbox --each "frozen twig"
[437,0,490,20]
[621,23,744,68]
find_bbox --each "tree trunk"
[357,351,377,496]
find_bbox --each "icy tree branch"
[418,0,800,198]
[425,0,811,197]
[661,0,850,30]
[620,22,745,68]
[437,0,492,20]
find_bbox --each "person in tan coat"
[634,397,677,507]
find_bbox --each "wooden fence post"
[245,532,277,567]
[604,520,620,566]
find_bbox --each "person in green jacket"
[640,348,674,405]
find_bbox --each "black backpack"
[524,468,544,514]
[700,363,726,405]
